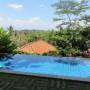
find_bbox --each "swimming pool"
[0,54,90,78]
[0,54,90,90]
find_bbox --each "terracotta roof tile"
[18,39,56,54]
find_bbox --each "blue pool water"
[0,54,90,78]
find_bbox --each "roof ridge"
[18,39,56,54]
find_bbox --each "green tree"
[0,27,17,54]
[80,26,90,49]
[80,15,90,26]
[52,0,90,29]
[8,25,14,35]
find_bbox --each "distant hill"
[14,29,49,33]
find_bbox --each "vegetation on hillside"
[6,25,89,57]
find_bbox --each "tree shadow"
[0,54,13,61]
[55,57,82,65]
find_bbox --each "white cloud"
[14,17,56,30]
[8,4,23,10]
[15,17,41,25]
[0,16,57,30]
[0,16,3,21]
[29,17,41,23]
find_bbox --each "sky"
[0,0,90,30]
[0,0,57,30]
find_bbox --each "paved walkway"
[0,73,61,90]
[0,73,90,90]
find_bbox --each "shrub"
[0,27,17,54]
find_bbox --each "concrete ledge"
[0,70,90,82]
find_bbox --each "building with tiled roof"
[18,39,56,54]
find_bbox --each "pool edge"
[0,70,90,83]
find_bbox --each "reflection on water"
[0,54,13,61]
[55,57,82,65]
[0,54,14,69]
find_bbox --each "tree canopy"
[52,0,90,29]
[0,27,17,54]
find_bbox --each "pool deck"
[0,70,90,90]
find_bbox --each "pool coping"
[0,70,90,83]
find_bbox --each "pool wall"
[0,72,90,90]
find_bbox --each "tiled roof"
[18,39,56,54]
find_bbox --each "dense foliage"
[0,27,17,54]
[0,26,89,57]
[51,0,90,57]
[8,26,90,57]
